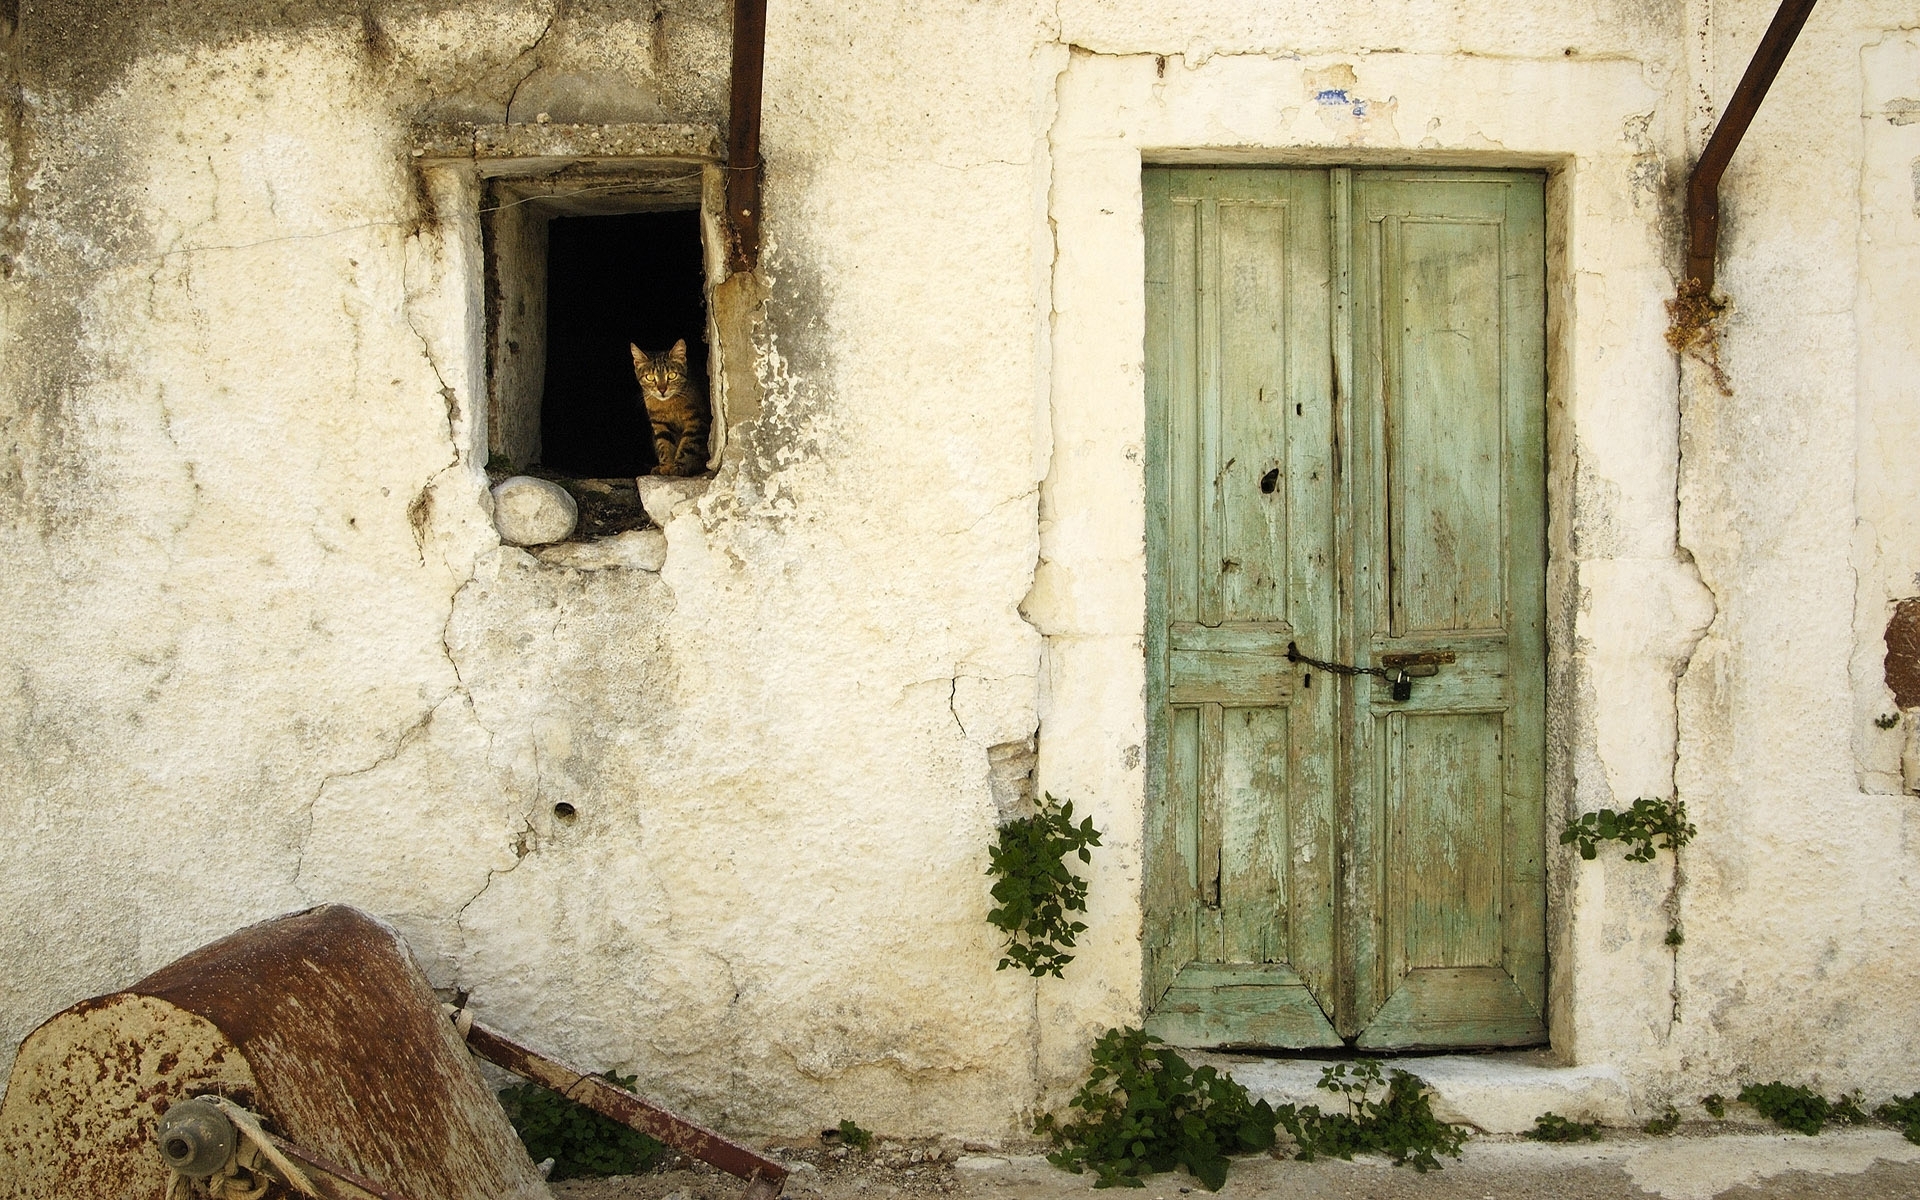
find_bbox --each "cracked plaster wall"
[0,0,1050,1139]
[1665,0,1920,1106]
[0,0,1917,1139]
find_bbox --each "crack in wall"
[501,2,564,124]
[293,692,459,892]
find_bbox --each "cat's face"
[630,339,689,399]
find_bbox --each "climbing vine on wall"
[1563,795,1694,1017]
[1560,796,1695,864]
[987,793,1101,977]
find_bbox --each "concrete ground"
[551,1127,1920,1200]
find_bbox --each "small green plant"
[1561,797,1695,862]
[1036,1027,1278,1190]
[1524,1112,1601,1142]
[987,794,1102,977]
[1272,1061,1467,1173]
[1702,1093,1727,1119]
[1738,1082,1838,1136]
[831,1119,874,1150]
[1664,927,1685,947]
[1642,1107,1680,1136]
[1875,713,1901,730]
[1875,1094,1920,1145]
[499,1071,666,1181]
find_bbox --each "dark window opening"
[540,210,709,479]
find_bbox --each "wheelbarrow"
[0,905,788,1200]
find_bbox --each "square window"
[484,169,714,538]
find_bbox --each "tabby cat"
[631,339,709,477]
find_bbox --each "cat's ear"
[630,343,646,370]
[668,339,688,365]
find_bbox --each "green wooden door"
[1143,168,1546,1050]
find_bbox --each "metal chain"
[1284,642,1396,680]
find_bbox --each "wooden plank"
[1214,197,1292,624]
[1395,713,1505,970]
[1352,967,1545,1050]
[1220,706,1289,962]
[1168,622,1294,654]
[1386,215,1507,636]
[1142,168,1181,1010]
[1198,703,1226,956]
[1145,964,1343,1050]
[1168,651,1295,705]
[1499,175,1550,1019]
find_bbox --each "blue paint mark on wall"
[1314,88,1351,105]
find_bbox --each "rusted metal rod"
[725,0,768,274]
[1685,0,1818,292]
[263,1134,424,1200]
[455,1015,788,1199]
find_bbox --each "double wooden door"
[1142,168,1547,1050]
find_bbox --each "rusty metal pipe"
[1685,0,1818,291]
[456,1016,788,1197]
[725,0,768,274]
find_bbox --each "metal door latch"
[1286,644,1452,701]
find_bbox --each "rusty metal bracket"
[1684,0,1819,292]
[725,0,768,274]
[1378,650,1456,674]
[450,1012,788,1200]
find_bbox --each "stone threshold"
[1192,1048,1633,1134]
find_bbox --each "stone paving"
[552,1127,1920,1200]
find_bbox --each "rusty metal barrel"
[0,905,550,1200]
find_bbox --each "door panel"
[1145,166,1546,1049]
[1144,168,1341,1048]
[1349,172,1546,1047]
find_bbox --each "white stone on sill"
[635,474,709,526]
[534,528,668,571]
[491,475,577,546]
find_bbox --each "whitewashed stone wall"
[0,0,1915,1138]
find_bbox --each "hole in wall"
[553,802,578,823]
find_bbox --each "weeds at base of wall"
[1037,1032,1466,1190]
[1736,1082,1920,1143]
[986,794,1101,978]
[1036,1027,1279,1190]
[500,1071,666,1181]
[1523,1113,1601,1142]
[1273,1061,1466,1174]
[825,1120,874,1151]
[1586,1086,1920,1144]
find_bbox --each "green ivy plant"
[1273,1061,1467,1173]
[829,1119,874,1150]
[1733,1082,1920,1144]
[1876,1094,1920,1145]
[1560,797,1695,862]
[1036,1027,1278,1191]
[987,794,1102,977]
[499,1071,666,1181]
[1523,1112,1600,1143]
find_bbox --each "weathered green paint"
[1143,168,1546,1050]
